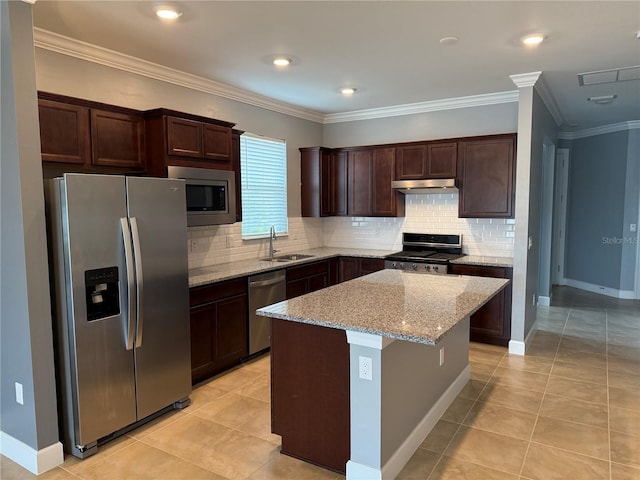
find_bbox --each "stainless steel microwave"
[167,166,236,226]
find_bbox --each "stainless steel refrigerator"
[46,173,191,459]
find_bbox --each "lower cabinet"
[449,264,512,346]
[189,277,248,384]
[340,257,385,282]
[286,260,330,299]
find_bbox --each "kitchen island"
[257,269,509,480]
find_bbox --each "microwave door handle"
[120,218,136,351]
[130,217,144,348]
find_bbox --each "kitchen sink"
[261,253,315,262]
[274,254,315,261]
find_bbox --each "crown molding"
[510,71,542,88]
[33,28,325,124]
[558,120,640,140]
[533,75,564,127]
[34,28,521,126]
[323,90,519,124]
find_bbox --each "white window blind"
[240,133,288,239]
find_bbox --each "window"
[240,133,288,239]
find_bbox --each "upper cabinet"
[144,109,235,176]
[38,92,145,172]
[300,147,347,217]
[348,147,404,217]
[395,141,457,180]
[457,134,516,218]
[300,133,515,219]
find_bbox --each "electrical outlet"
[439,347,445,366]
[226,235,233,248]
[190,239,197,253]
[15,382,23,405]
[631,224,637,233]
[358,356,372,381]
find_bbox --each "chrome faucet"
[269,225,279,258]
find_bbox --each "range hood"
[392,178,458,194]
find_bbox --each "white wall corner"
[510,71,542,89]
[537,296,551,306]
[509,319,538,356]
[533,76,564,127]
[0,431,64,475]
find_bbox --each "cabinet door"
[215,295,248,367]
[395,144,427,180]
[426,142,457,178]
[449,264,512,346]
[190,303,216,384]
[458,136,515,218]
[91,109,145,169]
[231,130,243,222]
[348,149,372,216]
[339,257,359,282]
[359,258,385,276]
[166,116,203,158]
[372,147,397,216]
[331,150,348,216]
[307,273,328,293]
[203,123,232,165]
[38,99,90,165]
[328,258,340,286]
[320,149,332,217]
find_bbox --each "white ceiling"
[32,1,640,130]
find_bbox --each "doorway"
[537,139,556,306]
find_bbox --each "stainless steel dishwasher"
[248,270,286,355]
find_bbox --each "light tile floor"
[3,286,639,480]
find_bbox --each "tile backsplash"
[187,193,514,269]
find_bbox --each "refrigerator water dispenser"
[85,267,120,321]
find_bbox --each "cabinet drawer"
[286,260,328,282]
[189,277,247,306]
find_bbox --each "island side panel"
[380,318,469,466]
[270,318,350,474]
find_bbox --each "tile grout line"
[516,304,569,479]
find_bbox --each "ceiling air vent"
[578,65,640,86]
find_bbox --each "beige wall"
[34,48,324,217]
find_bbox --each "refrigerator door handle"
[121,217,136,351]
[130,217,144,348]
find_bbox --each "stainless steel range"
[385,233,463,274]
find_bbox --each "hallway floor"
[2,286,639,479]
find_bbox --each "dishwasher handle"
[250,275,286,288]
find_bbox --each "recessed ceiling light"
[340,87,356,95]
[155,5,182,20]
[273,57,291,67]
[587,94,617,105]
[521,33,545,47]
[439,36,459,45]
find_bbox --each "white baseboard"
[537,296,551,306]
[509,319,538,356]
[345,365,470,480]
[0,431,64,474]
[564,278,636,299]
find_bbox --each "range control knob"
[433,265,439,273]
[425,265,431,272]
[411,263,418,271]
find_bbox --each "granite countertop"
[257,269,509,345]
[189,247,397,287]
[451,255,513,268]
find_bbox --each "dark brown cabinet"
[38,92,145,172]
[339,257,385,282]
[189,278,248,384]
[449,264,512,346]
[395,141,457,180]
[286,260,330,299]
[348,149,373,216]
[271,318,350,473]
[145,109,235,175]
[348,147,404,217]
[231,129,243,222]
[458,135,516,218]
[300,147,347,217]
[90,109,145,169]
